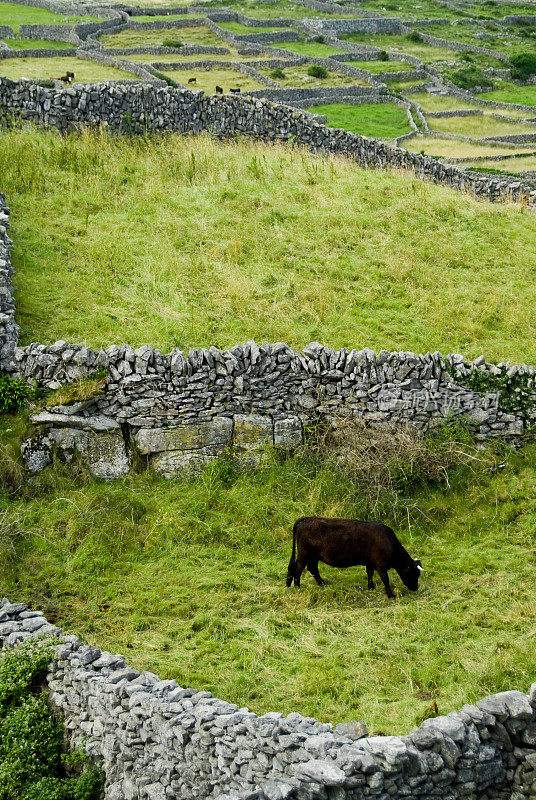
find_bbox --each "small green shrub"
[510,52,536,81]
[378,50,389,61]
[162,39,183,48]
[307,64,328,79]
[152,70,179,87]
[0,374,32,415]
[406,31,423,43]
[269,68,286,80]
[312,35,324,44]
[0,642,104,800]
[448,65,492,90]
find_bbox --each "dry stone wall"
[2,597,536,800]
[0,79,535,207]
[0,154,535,480]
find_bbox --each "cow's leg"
[293,556,307,587]
[378,569,394,599]
[366,565,375,590]
[308,558,325,586]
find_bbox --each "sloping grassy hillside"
[1,417,535,733]
[2,127,536,361]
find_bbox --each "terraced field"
[2,0,536,180]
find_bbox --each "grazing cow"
[229,87,241,93]
[215,85,223,93]
[286,517,423,598]
[188,77,197,84]
[59,71,76,84]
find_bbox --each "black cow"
[286,517,423,598]
[188,77,197,84]
[59,71,76,84]
[215,85,223,93]
[229,87,241,93]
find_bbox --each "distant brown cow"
[286,517,423,598]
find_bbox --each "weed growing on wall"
[0,642,104,800]
[445,362,536,416]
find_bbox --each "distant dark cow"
[215,85,223,93]
[59,71,76,84]
[286,517,423,598]
[229,87,241,93]
[187,77,197,84]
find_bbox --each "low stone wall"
[0,193,17,368]
[17,23,84,42]
[0,24,13,38]
[0,46,78,57]
[0,78,535,208]
[248,84,380,103]
[2,597,536,800]
[306,17,404,33]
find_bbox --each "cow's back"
[295,517,397,569]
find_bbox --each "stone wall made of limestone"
[2,597,536,800]
[0,79,535,207]
[0,193,18,369]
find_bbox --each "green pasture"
[0,56,137,81]
[1,37,73,50]
[217,22,296,34]
[357,0,471,19]
[128,50,269,62]
[418,21,530,56]
[465,153,536,173]
[339,32,464,63]
[99,25,225,49]
[387,78,427,91]
[0,1,102,32]
[412,92,535,119]
[307,101,411,139]
[261,64,369,88]
[161,66,264,92]
[405,134,536,159]
[348,59,415,73]
[430,113,536,139]
[1,415,536,733]
[267,41,345,57]
[2,127,536,361]
[478,82,536,107]
[184,0,357,18]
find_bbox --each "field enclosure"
[1,0,535,176]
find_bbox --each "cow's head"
[398,559,423,591]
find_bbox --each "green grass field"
[308,101,412,139]
[339,32,465,64]
[267,41,345,57]
[1,415,535,733]
[0,56,137,82]
[405,135,536,159]
[478,83,536,107]
[348,59,415,73]
[161,66,265,92]
[0,2,102,32]
[217,22,296,34]
[261,64,369,88]
[2,127,536,362]
[430,114,536,140]
[1,37,74,50]
[99,26,224,49]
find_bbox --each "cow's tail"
[286,518,302,587]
